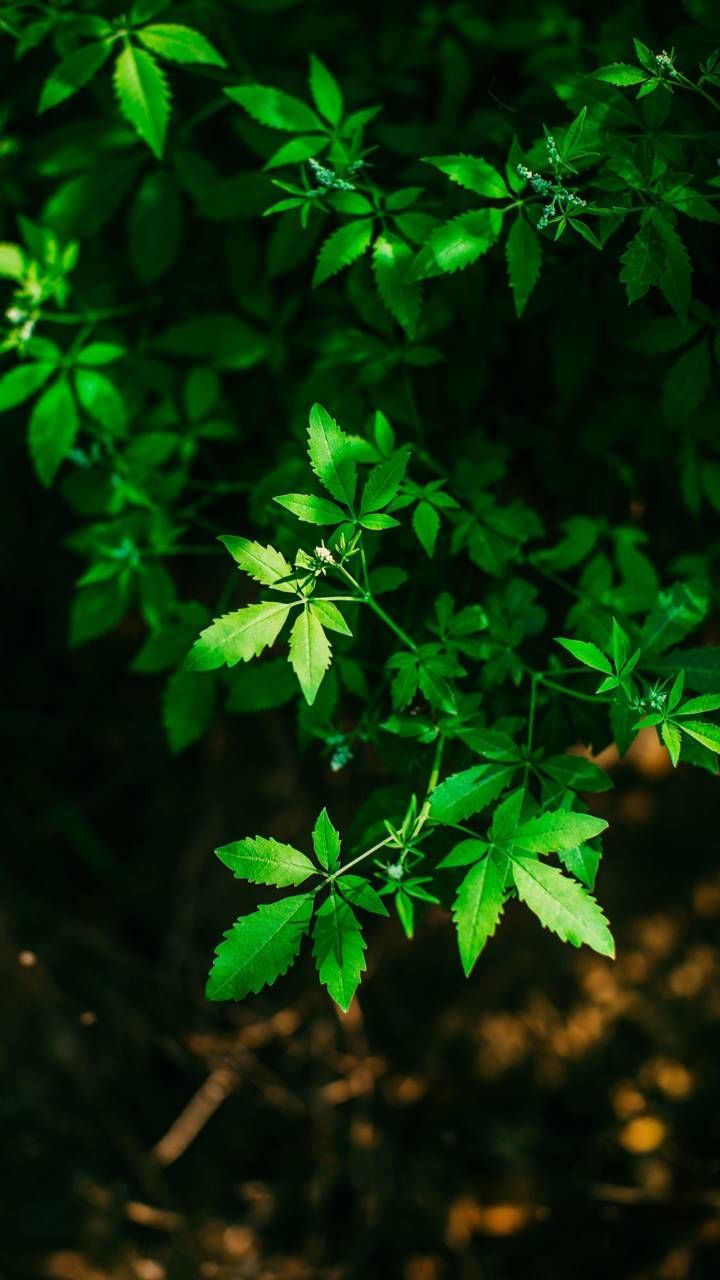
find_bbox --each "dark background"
[4,0,720,1276]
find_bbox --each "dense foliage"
[3,0,720,1012]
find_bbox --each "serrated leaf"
[506,215,541,316]
[307,403,357,506]
[138,23,226,66]
[312,808,340,871]
[513,809,608,854]
[338,875,389,915]
[113,44,170,158]
[640,583,707,655]
[219,537,295,592]
[430,762,516,825]
[216,835,316,886]
[556,636,612,673]
[424,154,509,198]
[309,599,351,636]
[186,602,292,670]
[557,843,601,891]
[655,217,692,321]
[453,854,504,976]
[225,83,323,131]
[511,855,614,956]
[313,892,366,1011]
[680,720,720,753]
[308,53,342,124]
[410,209,502,279]
[661,720,681,766]
[677,694,720,716]
[28,376,79,486]
[207,893,314,1001]
[372,234,421,336]
[361,450,409,513]
[163,668,215,752]
[619,220,664,304]
[438,838,489,868]
[594,63,647,86]
[289,607,331,704]
[313,219,374,286]
[274,492,346,524]
[542,754,613,793]
[39,41,111,112]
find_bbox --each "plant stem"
[414,734,445,835]
[331,836,394,880]
[334,562,417,650]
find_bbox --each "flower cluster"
[308,158,356,192]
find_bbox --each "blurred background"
[4,455,720,1279]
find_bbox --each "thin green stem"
[414,735,445,836]
[331,836,394,880]
[334,562,417,650]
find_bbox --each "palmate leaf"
[216,835,317,886]
[186,602,293,670]
[452,854,504,976]
[219,536,296,591]
[207,893,314,1001]
[312,892,366,1011]
[511,855,614,956]
[313,219,374,286]
[288,606,332,704]
[137,23,226,66]
[113,44,170,158]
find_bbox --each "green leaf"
[207,893,314,1001]
[74,369,126,434]
[0,243,25,280]
[514,809,608,854]
[312,808,340,871]
[511,855,614,956]
[216,835,316,886]
[313,892,366,1011]
[453,854,504,975]
[309,599,352,635]
[113,44,170,158]
[640,583,707,654]
[679,720,720,754]
[619,220,664,304]
[307,403,357,506]
[289,607,332,705]
[28,376,79,486]
[556,636,612,673]
[225,83,323,132]
[372,234,421,336]
[0,361,55,411]
[163,668,215,753]
[265,135,327,169]
[430,762,516,825]
[650,648,720,692]
[424,154,509,199]
[438,838,489,869]
[361,450,409,513]
[506,215,542,316]
[542,755,613,793]
[77,342,126,366]
[661,720,681,766]
[308,54,342,124]
[413,501,440,557]
[219,536,295,592]
[186,602,292,670]
[226,659,297,712]
[313,219,374,286]
[410,209,502,279]
[338,875,389,915]
[138,23,226,66]
[359,512,400,530]
[655,217,692,321]
[594,63,647,86]
[557,843,601,891]
[662,340,710,423]
[677,694,720,716]
[69,577,131,647]
[274,492,346,524]
[38,42,111,112]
